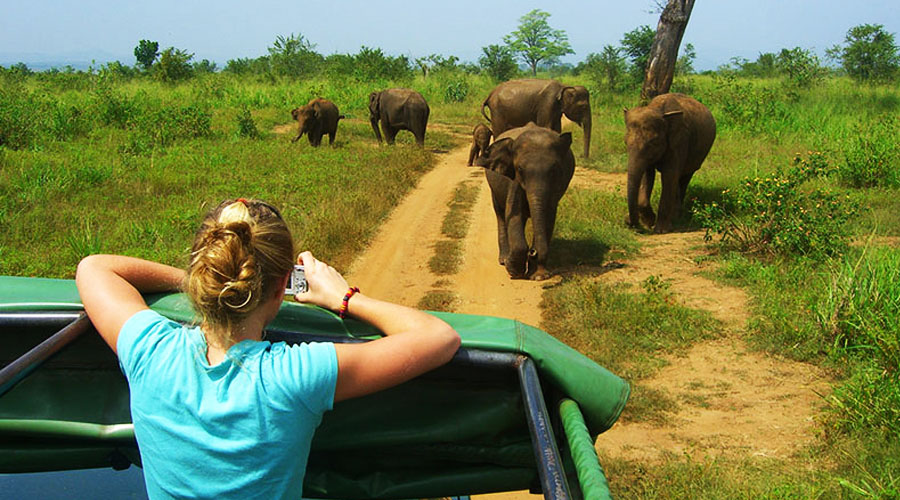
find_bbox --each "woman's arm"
[75,255,185,354]
[294,252,461,402]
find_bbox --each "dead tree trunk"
[641,0,695,103]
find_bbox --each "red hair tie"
[236,198,249,205]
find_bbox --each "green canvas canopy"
[0,276,629,498]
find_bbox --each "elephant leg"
[328,131,336,146]
[370,119,383,143]
[486,171,510,265]
[383,125,398,145]
[677,171,696,210]
[654,169,681,234]
[638,170,656,229]
[414,126,426,147]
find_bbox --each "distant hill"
[0,50,132,71]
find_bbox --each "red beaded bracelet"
[338,287,360,319]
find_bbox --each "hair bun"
[218,280,254,311]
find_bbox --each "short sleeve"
[117,309,182,381]
[270,342,338,415]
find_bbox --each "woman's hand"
[291,251,348,312]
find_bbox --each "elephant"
[481,79,592,158]
[467,123,492,166]
[624,93,716,234]
[291,98,344,146]
[473,123,575,280]
[368,88,430,147]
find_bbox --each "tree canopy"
[831,24,900,83]
[134,40,159,71]
[503,9,573,76]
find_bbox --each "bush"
[155,47,194,83]
[694,152,859,258]
[0,86,40,149]
[708,73,791,133]
[235,107,260,139]
[443,80,469,103]
[124,103,212,154]
[838,114,900,188]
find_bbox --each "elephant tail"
[481,99,492,123]
[338,115,346,121]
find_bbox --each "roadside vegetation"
[2,19,899,500]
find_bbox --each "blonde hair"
[185,199,294,348]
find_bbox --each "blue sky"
[2,0,898,71]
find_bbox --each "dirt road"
[343,136,828,498]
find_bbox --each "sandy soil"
[334,132,829,498]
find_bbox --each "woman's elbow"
[439,323,461,360]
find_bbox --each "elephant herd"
[290,80,716,281]
[290,88,429,148]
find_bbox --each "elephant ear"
[476,138,515,178]
[368,92,380,116]
[291,108,300,121]
[312,101,322,120]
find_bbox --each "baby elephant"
[624,93,716,233]
[467,123,492,166]
[474,123,575,280]
[291,98,344,147]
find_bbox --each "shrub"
[443,80,469,103]
[776,47,826,88]
[694,152,859,258]
[709,74,791,133]
[838,114,900,188]
[155,47,194,83]
[0,86,40,149]
[235,107,259,139]
[124,103,212,153]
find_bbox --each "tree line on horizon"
[2,10,898,89]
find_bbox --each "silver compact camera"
[285,265,308,295]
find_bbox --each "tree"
[675,42,696,76]
[415,54,459,78]
[834,24,900,83]
[641,0,695,101]
[134,40,159,71]
[192,59,218,74]
[155,47,194,82]
[621,25,656,85]
[479,44,519,82]
[267,34,323,78]
[503,9,573,76]
[582,45,626,91]
[776,47,824,87]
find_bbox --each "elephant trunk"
[370,117,383,143]
[626,157,643,228]
[504,187,529,279]
[581,113,592,158]
[527,190,557,279]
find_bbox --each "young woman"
[75,198,460,499]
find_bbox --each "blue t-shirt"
[117,309,338,500]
